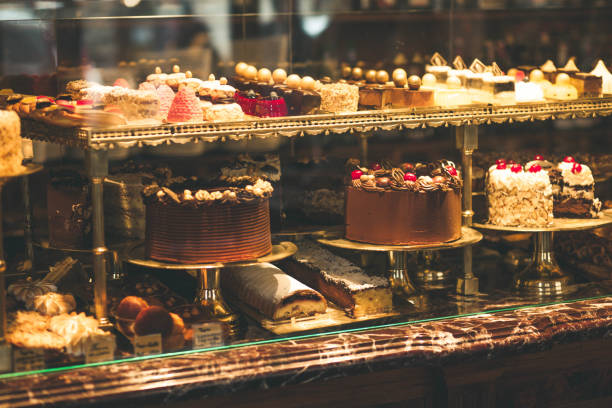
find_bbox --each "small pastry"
[32,292,76,316]
[166,86,203,122]
[8,279,57,306]
[134,306,174,337]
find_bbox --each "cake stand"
[318,227,483,305]
[473,212,612,296]
[124,241,298,338]
[0,164,43,344]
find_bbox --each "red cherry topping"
[496,162,507,170]
[404,172,417,182]
[510,163,522,173]
[445,165,458,176]
[351,170,363,180]
[495,159,506,165]
[534,154,544,160]
[76,99,93,106]
[563,156,575,163]
[571,163,582,174]
[528,164,541,173]
[507,159,516,164]
[515,70,525,82]
[370,162,382,171]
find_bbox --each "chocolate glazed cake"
[143,179,273,264]
[345,160,462,245]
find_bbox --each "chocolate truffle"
[116,296,149,320]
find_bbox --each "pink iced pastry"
[138,82,156,91]
[113,78,130,88]
[166,87,202,122]
[156,84,175,120]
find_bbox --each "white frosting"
[558,162,594,186]
[294,240,389,291]
[49,312,107,356]
[590,60,612,94]
[204,103,244,122]
[486,167,553,227]
[33,292,76,316]
[515,82,545,102]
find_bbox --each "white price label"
[85,334,116,364]
[193,323,224,349]
[13,348,45,372]
[133,333,162,356]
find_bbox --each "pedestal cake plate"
[318,226,482,306]
[473,212,612,296]
[124,241,297,338]
[0,164,43,345]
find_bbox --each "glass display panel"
[0,0,610,378]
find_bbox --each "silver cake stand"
[0,164,43,344]
[124,241,297,338]
[473,212,612,296]
[318,227,483,305]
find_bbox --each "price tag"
[13,348,45,372]
[133,333,162,356]
[0,344,12,373]
[192,322,224,349]
[85,334,116,364]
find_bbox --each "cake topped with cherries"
[345,159,462,245]
[486,159,554,227]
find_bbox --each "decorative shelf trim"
[22,97,612,150]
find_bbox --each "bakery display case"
[0,1,612,407]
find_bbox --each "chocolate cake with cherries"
[143,176,273,264]
[345,159,462,245]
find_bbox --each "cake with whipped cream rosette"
[527,155,601,218]
[486,160,554,227]
[345,159,462,245]
[486,155,601,227]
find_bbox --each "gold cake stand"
[0,164,43,344]
[473,212,612,296]
[124,241,297,338]
[318,227,483,304]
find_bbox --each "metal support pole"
[456,126,479,295]
[86,150,110,326]
[21,177,34,274]
[195,267,240,338]
[360,133,369,165]
[514,231,570,296]
[0,185,6,343]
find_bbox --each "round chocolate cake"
[345,160,462,245]
[143,178,273,263]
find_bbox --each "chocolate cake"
[143,177,273,263]
[47,170,92,249]
[345,160,462,245]
[281,240,392,317]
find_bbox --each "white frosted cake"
[550,157,601,218]
[0,110,24,175]
[486,160,553,227]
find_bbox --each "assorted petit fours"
[0,109,24,175]
[545,73,578,100]
[389,69,435,108]
[425,52,452,85]
[590,60,612,95]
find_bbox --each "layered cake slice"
[486,160,553,227]
[549,156,601,218]
[281,240,392,317]
[222,263,327,321]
